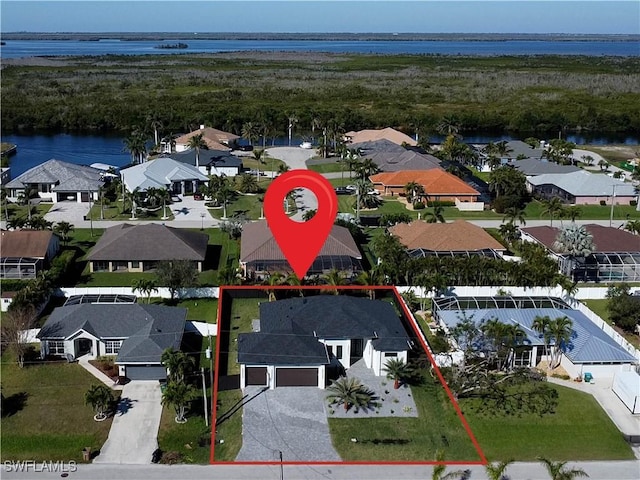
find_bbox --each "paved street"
[3,461,640,480]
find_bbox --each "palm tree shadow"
[1,392,29,417]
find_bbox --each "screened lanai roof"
[0,257,39,267]
[248,255,362,273]
[408,249,502,260]
[433,296,638,364]
[63,294,137,306]
[591,252,640,266]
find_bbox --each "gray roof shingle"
[510,158,581,176]
[6,159,104,191]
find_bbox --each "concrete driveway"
[93,381,162,464]
[235,386,341,462]
[44,201,90,225]
[265,146,317,170]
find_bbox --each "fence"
[454,198,485,211]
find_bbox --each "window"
[384,352,397,358]
[48,340,65,355]
[131,261,140,269]
[336,346,343,358]
[327,345,334,356]
[105,340,123,355]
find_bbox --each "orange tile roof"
[389,220,505,251]
[369,170,480,196]
[345,127,417,146]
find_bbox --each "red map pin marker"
[264,169,338,279]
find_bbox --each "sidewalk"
[78,355,124,391]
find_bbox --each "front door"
[350,339,364,360]
[77,338,92,356]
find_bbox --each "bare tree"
[1,305,36,368]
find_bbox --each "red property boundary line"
[210,285,487,466]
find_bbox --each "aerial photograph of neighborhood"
[0,1,639,479]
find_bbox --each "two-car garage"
[242,365,323,389]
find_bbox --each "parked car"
[335,187,352,195]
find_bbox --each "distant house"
[5,159,105,203]
[168,149,243,177]
[238,296,412,389]
[474,140,545,172]
[240,221,362,280]
[510,158,581,176]
[37,304,187,380]
[345,127,417,147]
[521,224,640,282]
[87,223,208,273]
[370,170,481,204]
[0,230,60,279]
[389,220,506,259]
[171,125,240,153]
[120,157,209,195]
[351,139,441,172]
[527,170,636,205]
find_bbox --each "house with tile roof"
[5,159,105,203]
[166,148,243,177]
[240,220,362,280]
[120,156,209,195]
[87,223,208,273]
[434,296,638,378]
[345,127,417,147]
[0,230,61,279]
[172,125,240,153]
[37,304,187,380]
[389,220,506,259]
[527,170,636,205]
[370,170,481,206]
[521,224,640,282]
[238,296,412,389]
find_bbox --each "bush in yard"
[599,200,607,206]
[84,384,115,421]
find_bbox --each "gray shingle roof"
[6,159,104,191]
[437,307,637,364]
[87,223,208,262]
[238,296,410,366]
[37,304,187,364]
[121,157,208,191]
[352,139,441,171]
[510,158,581,176]
[167,149,243,169]
[528,170,636,196]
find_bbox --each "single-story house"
[0,230,60,279]
[171,125,240,153]
[37,303,187,380]
[120,157,209,195]
[352,139,442,171]
[434,296,638,378]
[87,223,208,273]
[521,224,640,282]
[474,140,545,172]
[167,148,243,177]
[510,158,581,176]
[5,159,105,203]
[240,220,362,280]
[238,296,412,389]
[370,170,481,204]
[527,170,636,205]
[389,220,506,259]
[345,127,417,147]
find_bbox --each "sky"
[1,1,639,34]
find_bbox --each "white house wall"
[320,339,351,368]
[373,350,408,376]
[364,339,374,369]
[560,355,635,379]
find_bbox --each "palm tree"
[355,267,385,300]
[383,358,413,389]
[54,221,74,245]
[131,278,158,304]
[502,206,526,226]
[540,197,565,227]
[236,173,260,194]
[404,181,425,204]
[436,116,461,137]
[147,113,164,149]
[123,129,147,164]
[84,384,114,421]
[241,121,260,146]
[538,457,589,480]
[161,347,195,384]
[532,315,552,367]
[187,133,208,168]
[548,316,573,369]
[325,376,374,412]
[157,188,171,219]
[431,450,468,480]
[426,205,446,223]
[553,224,595,278]
[124,187,142,219]
[322,268,346,294]
[624,219,640,235]
[263,272,285,301]
[564,205,582,222]
[287,113,298,146]
[484,459,514,480]
[498,221,520,247]
[354,157,380,180]
[162,381,197,424]
[251,148,265,178]
[352,179,382,215]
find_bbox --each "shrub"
[427,200,455,207]
[412,201,425,210]
[492,195,525,213]
[50,249,76,281]
[599,200,607,206]
[630,200,637,207]
[551,373,571,380]
[159,451,183,465]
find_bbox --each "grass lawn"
[212,389,244,461]
[157,405,211,464]
[328,375,480,461]
[209,194,264,221]
[582,299,640,349]
[524,200,638,221]
[88,202,174,221]
[461,383,634,461]
[226,297,263,376]
[0,354,117,462]
[307,161,344,174]
[6,202,53,221]
[467,166,492,183]
[241,156,286,173]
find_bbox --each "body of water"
[1,39,639,58]
[3,132,639,178]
